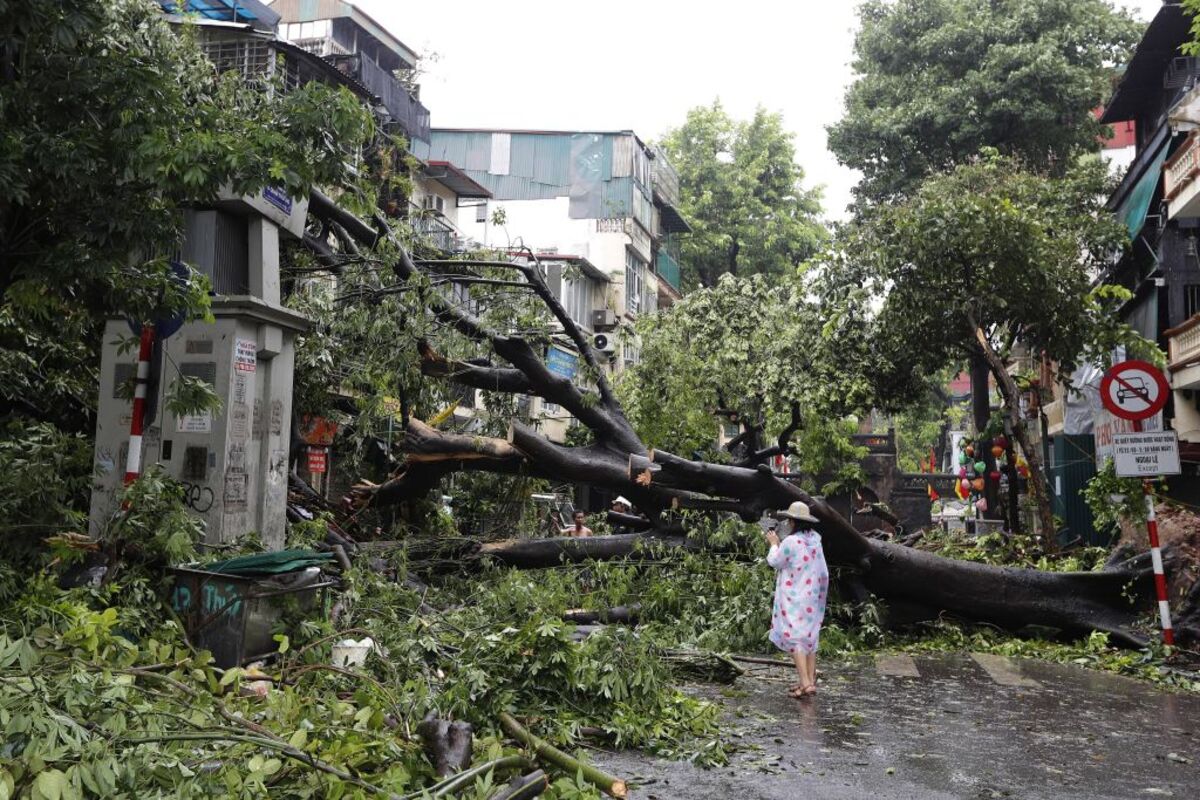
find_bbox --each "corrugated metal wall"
[426,130,640,219]
[182,210,249,296]
[1049,435,1104,545]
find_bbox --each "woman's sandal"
[802,684,817,697]
[788,684,811,698]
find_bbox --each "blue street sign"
[546,346,578,380]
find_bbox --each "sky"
[357,0,1168,221]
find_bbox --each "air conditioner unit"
[592,332,617,354]
[591,309,618,331]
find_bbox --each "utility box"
[89,190,309,550]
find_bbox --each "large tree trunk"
[967,351,1004,522]
[974,327,1056,546]
[309,190,1190,649]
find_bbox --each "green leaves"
[659,102,826,288]
[846,154,1145,408]
[829,0,1142,206]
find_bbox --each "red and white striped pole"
[1144,480,1175,646]
[1133,419,1174,646]
[123,325,155,486]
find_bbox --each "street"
[596,653,1200,799]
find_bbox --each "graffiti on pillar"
[181,483,215,512]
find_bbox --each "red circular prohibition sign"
[1100,359,1170,422]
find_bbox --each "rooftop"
[422,161,492,199]
[267,0,419,68]
[1100,3,1190,124]
[160,0,280,31]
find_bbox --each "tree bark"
[968,351,1003,522]
[973,326,1056,548]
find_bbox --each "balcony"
[328,53,431,143]
[1169,313,1200,386]
[651,146,680,208]
[1167,314,1200,441]
[655,247,682,294]
[410,207,459,253]
[1164,131,1200,220]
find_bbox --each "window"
[1185,284,1200,320]
[625,251,645,314]
[563,271,593,328]
[623,341,640,369]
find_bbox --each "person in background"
[562,510,592,537]
[765,501,829,698]
[609,496,633,534]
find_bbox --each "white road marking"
[970,652,1040,688]
[875,653,920,677]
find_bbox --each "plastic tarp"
[568,133,606,218]
[1115,142,1169,239]
[1063,364,1104,436]
[205,549,333,576]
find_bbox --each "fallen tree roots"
[498,712,628,799]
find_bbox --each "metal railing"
[1165,132,1200,204]
[1169,314,1200,367]
[329,53,431,143]
[655,248,682,292]
[410,204,458,253]
[651,145,681,207]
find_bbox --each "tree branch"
[418,341,533,394]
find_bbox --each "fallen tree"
[307,190,1198,648]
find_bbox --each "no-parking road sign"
[1100,360,1170,422]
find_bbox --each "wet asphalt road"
[592,653,1200,799]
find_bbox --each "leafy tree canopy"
[619,271,874,490]
[0,0,377,428]
[846,152,1151,408]
[659,102,826,289]
[828,0,1141,206]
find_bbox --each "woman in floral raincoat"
[765,501,830,698]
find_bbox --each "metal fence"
[354,54,431,143]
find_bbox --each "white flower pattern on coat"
[767,530,829,655]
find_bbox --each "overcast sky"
[357,0,1167,220]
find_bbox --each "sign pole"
[1132,418,1175,646]
[123,325,156,486]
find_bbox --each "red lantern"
[989,470,1001,481]
[966,445,975,457]
[995,435,1008,450]
[991,445,1004,458]
[972,478,985,492]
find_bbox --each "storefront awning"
[1114,141,1169,239]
